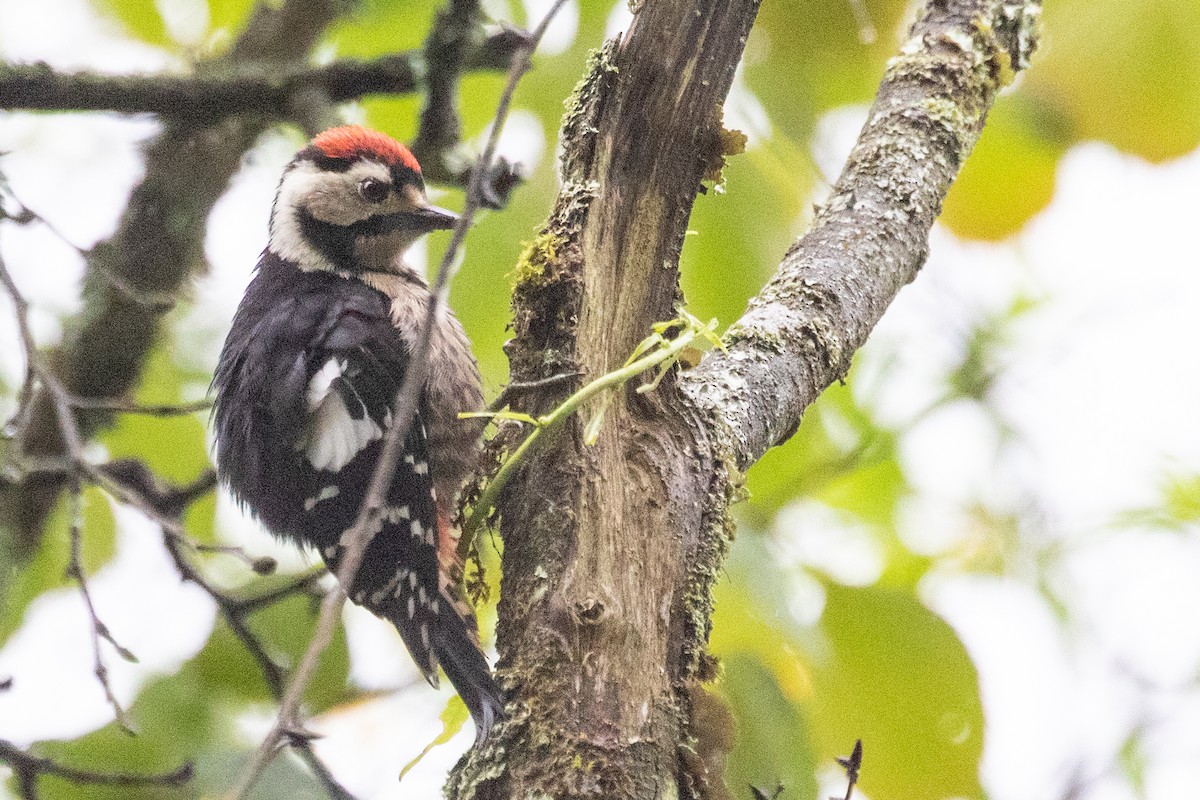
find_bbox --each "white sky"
[2,1,1200,799]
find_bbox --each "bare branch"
[0,739,192,800]
[66,397,212,416]
[65,481,137,733]
[0,251,85,461]
[0,28,525,121]
[411,0,484,180]
[485,371,583,413]
[680,0,1043,469]
[412,3,532,205]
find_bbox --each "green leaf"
[1162,473,1200,524]
[942,94,1067,240]
[682,140,810,332]
[398,695,470,784]
[92,0,173,49]
[253,592,352,713]
[582,394,609,445]
[743,0,912,141]
[719,655,819,800]
[710,539,821,700]
[1114,471,1200,532]
[97,343,211,486]
[1117,725,1148,798]
[326,0,444,59]
[206,0,256,40]
[190,580,350,712]
[743,381,898,524]
[32,669,217,800]
[806,583,985,800]
[712,540,983,800]
[183,489,218,547]
[0,487,117,647]
[1028,0,1200,161]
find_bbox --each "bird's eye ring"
[358,178,390,204]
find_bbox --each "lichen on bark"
[453,2,1042,799]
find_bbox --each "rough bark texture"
[447,0,761,796]
[451,1,1041,798]
[682,0,1043,468]
[0,31,523,121]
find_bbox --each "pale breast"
[360,271,485,505]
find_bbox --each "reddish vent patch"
[312,126,422,174]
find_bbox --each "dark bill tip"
[409,204,459,231]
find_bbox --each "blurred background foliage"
[2,0,1200,798]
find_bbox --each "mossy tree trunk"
[448,0,1042,798]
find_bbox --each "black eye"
[358,178,389,204]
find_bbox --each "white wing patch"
[301,357,383,472]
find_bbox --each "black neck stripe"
[298,209,356,271]
[297,210,417,272]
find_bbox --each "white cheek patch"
[270,163,337,272]
[301,357,383,472]
[268,160,399,273]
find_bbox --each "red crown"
[311,126,422,174]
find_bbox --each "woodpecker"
[211,126,501,733]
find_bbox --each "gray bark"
[0,31,521,121]
[682,0,1043,469]
[450,1,1042,798]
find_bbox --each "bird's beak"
[410,204,459,231]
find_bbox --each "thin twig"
[485,371,583,413]
[0,252,84,460]
[224,3,571,797]
[67,396,212,416]
[459,316,717,559]
[232,569,328,614]
[0,253,139,729]
[65,479,138,734]
[836,739,863,800]
[0,739,192,800]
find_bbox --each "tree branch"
[65,480,139,734]
[451,1,1042,798]
[681,0,1042,469]
[0,739,192,800]
[0,0,350,564]
[411,0,483,180]
[450,0,763,796]
[0,29,524,121]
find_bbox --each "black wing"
[212,255,501,731]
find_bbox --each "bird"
[210,125,502,735]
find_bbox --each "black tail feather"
[435,617,505,738]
